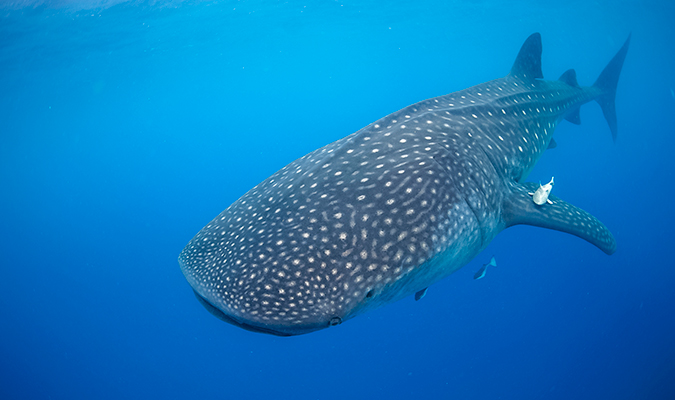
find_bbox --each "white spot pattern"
[179,47,611,335]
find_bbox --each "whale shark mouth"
[192,290,338,336]
[192,290,297,336]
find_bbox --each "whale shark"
[179,33,629,336]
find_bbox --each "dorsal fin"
[558,69,580,87]
[509,33,543,80]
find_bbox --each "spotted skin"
[179,33,629,336]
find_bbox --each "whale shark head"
[178,117,492,335]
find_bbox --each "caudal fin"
[593,34,631,142]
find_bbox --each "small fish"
[473,257,497,280]
[529,177,554,205]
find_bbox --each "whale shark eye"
[365,290,374,299]
[329,317,342,327]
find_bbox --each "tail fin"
[593,34,631,142]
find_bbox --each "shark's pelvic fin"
[564,107,582,125]
[414,287,428,301]
[593,34,631,142]
[547,138,558,150]
[502,182,616,255]
[509,32,543,80]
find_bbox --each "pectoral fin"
[502,182,616,255]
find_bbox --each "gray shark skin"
[179,33,629,336]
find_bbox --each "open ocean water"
[1,1,674,399]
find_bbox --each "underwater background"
[1,0,674,399]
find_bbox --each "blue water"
[1,1,674,399]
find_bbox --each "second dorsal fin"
[559,69,580,87]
